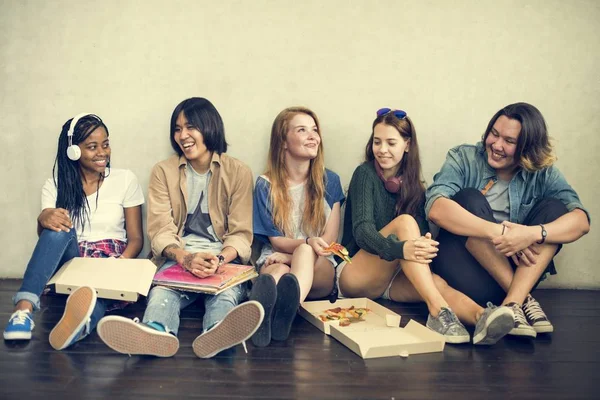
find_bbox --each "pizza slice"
[324,242,352,263]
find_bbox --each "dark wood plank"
[0,279,598,400]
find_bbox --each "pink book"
[153,263,255,291]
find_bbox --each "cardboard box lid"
[47,257,157,302]
[299,298,445,359]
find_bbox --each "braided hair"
[52,114,109,233]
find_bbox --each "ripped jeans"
[142,261,248,335]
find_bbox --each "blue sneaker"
[49,286,97,350]
[4,310,35,340]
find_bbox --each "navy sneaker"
[4,310,35,340]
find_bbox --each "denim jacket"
[425,142,590,223]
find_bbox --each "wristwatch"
[537,224,547,244]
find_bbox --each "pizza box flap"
[47,257,157,302]
[299,298,445,359]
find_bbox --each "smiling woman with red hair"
[250,106,345,348]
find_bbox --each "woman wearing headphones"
[3,114,144,350]
[337,108,514,345]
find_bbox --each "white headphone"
[66,113,99,161]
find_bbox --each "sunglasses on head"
[376,108,407,119]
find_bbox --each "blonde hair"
[265,107,326,237]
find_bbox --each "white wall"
[1,0,598,288]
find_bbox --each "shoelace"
[523,297,546,320]
[511,304,528,325]
[10,310,31,326]
[438,308,460,328]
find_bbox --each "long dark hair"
[53,114,109,232]
[481,102,556,171]
[365,113,425,217]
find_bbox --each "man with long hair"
[426,102,590,339]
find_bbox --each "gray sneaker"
[507,302,537,338]
[473,303,515,345]
[426,307,470,344]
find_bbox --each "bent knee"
[40,228,76,244]
[260,263,290,276]
[293,243,313,255]
[390,214,420,236]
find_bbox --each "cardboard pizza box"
[299,298,445,359]
[47,257,157,302]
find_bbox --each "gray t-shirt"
[183,163,223,254]
[485,179,510,222]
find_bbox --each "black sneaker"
[522,295,554,333]
[271,273,301,341]
[506,302,537,338]
[248,274,277,347]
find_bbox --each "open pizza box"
[47,257,157,302]
[299,298,445,359]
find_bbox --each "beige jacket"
[147,152,254,266]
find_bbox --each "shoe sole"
[3,331,32,340]
[249,275,277,347]
[532,323,554,334]
[97,316,179,357]
[192,301,264,359]
[443,333,470,344]
[49,286,96,350]
[473,307,515,345]
[509,326,538,338]
[272,273,301,342]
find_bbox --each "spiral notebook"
[152,263,257,294]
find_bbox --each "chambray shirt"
[425,142,590,224]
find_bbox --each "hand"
[306,237,332,257]
[511,243,541,267]
[38,208,73,232]
[265,252,293,266]
[403,233,439,264]
[492,222,538,257]
[182,252,218,278]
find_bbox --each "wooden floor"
[0,280,597,400]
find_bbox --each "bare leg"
[340,214,482,321]
[14,300,33,313]
[260,263,290,284]
[289,244,317,302]
[503,244,558,305]
[466,237,513,291]
[465,237,557,306]
[307,256,335,300]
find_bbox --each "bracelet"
[501,225,505,235]
[305,237,310,245]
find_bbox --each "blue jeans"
[142,261,248,335]
[13,229,108,336]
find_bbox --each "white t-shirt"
[41,169,145,242]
